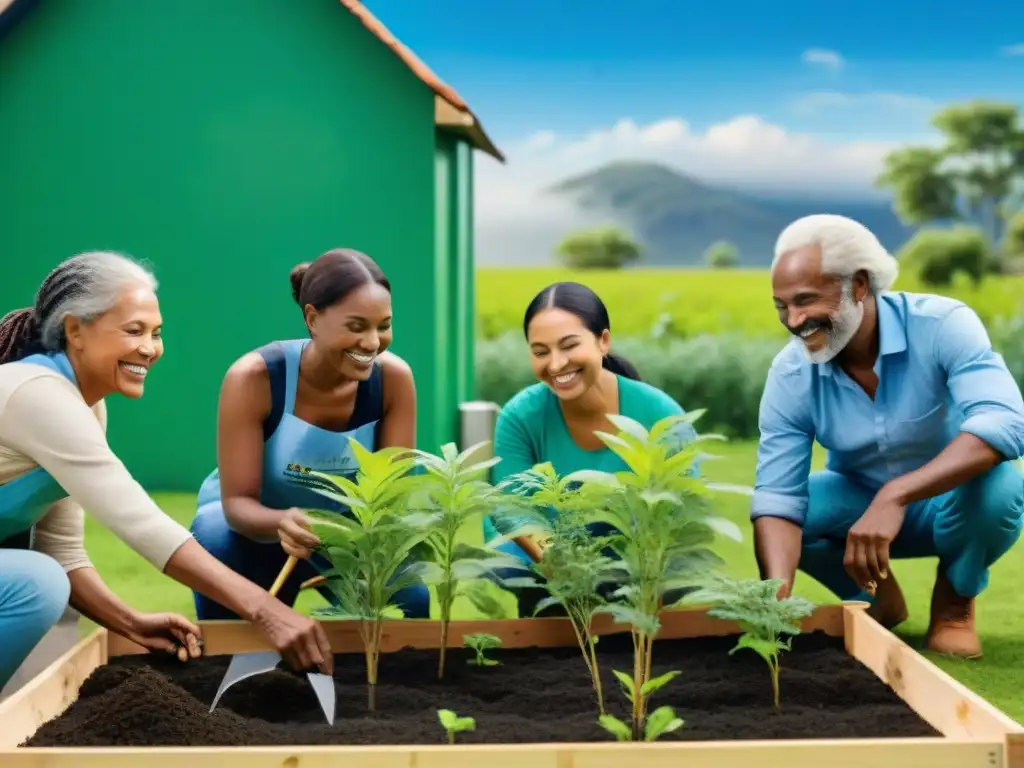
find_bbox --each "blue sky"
[365,0,1024,144]
[362,0,1024,261]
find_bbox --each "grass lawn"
[83,440,1024,722]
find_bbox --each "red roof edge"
[339,0,503,161]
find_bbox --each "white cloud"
[791,90,937,115]
[801,48,844,70]
[473,114,925,265]
[1001,43,1024,56]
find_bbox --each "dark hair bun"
[289,263,310,306]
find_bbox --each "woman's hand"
[251,597,334,674]
[125,612,203,660]
[279,508,320,559]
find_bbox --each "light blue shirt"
[751,291,1024,525]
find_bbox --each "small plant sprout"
[410,440,519,679]
[686,574,816,711]
[437,708,476,744]
[570,411,750,739]
[490,462,619,714]
[598,669,684,742]
[303,439,443,711]
[463,633,502,666]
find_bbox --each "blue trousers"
[189,502,431,620]
[0,549,71,688]
[800,463,1024,601]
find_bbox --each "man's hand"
[279,508,320,560]
[844,492,907,592]
[125,612,203,661]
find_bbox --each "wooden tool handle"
[269,555,299,598]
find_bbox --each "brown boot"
[867,571,909,629]
[925,569,982,659]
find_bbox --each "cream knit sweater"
[0,361,192,572]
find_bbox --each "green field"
[475,267,1024,340]
[85,440,1024,723]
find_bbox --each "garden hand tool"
[209,555,336,724]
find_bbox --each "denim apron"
[0,353,77,551]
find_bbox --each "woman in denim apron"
[190,249,427,619]
[0,251,333,688]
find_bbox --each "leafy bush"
[896,226,992,287]
[476,332,781,439]
[478,308,1024,441]
[1005,211,1024,258]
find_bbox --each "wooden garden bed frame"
[1,602,1022,767]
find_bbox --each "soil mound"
[23,631,940,747]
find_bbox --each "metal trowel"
[209,555,336,724]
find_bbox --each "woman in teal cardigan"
[483,281,695,616]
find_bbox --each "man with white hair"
[751,213,1024,659]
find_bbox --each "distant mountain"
[538,161,917,267]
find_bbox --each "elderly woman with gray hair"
[0,251,333,688]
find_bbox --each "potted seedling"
[303,438,443,711]
[463,632,502,666]
[437,709,476,744]
[685,573,816,710]
[410,440,523,679]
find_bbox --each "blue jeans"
[800,463,1024,601]
[189,502,431,620]
[0,548,71,688]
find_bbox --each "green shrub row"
[476,321,1024,441]
[475,333,783,439]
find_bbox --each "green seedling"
[491,462,620,714]
[686,574,816,710]
[437,708,476,744]
[598,669,684,741]
[571,411,748,739]
[410,440,520,679]
[303,439,443,711]
[463,633,502,666]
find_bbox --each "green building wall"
[0,0,477,490]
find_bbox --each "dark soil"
[24,631,939,747]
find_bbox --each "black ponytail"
[0,308,44,365]
[524,281,642,381]
[602,352,641,380]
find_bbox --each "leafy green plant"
[463,633,502,666]
[303,438,442,711]
[490,462,620,714]
[410,440,520,679]
[437,708,476,744]
[569,411,747,739]
[686,574,816,710]
[598,669,684,741]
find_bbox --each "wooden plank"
[1005,732,1024,768]
[0,739,1000,768]
[0,629,107,749]
[843,603,1024,741]
[106,604,847,657]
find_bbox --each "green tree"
[876,101,1024,246]
[896,226,990,288]
[555,226,641,269]
[704,240,738,269]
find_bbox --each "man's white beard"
[802,289,864,364]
